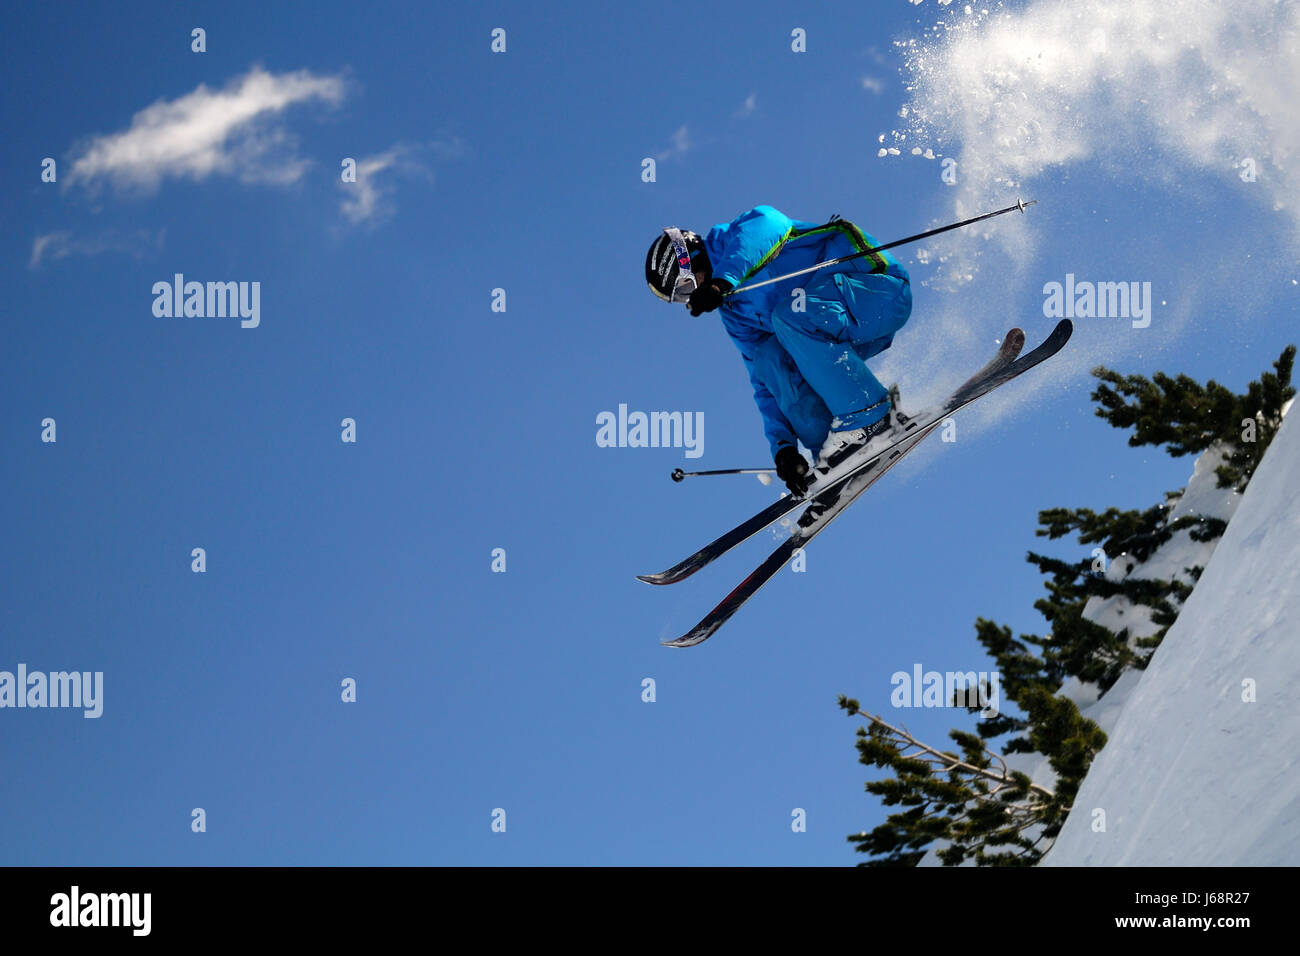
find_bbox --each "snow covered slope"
[919,432,1251,866]
[1044,411,1300,866]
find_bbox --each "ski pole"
[671,467,776,483]
[727,198,1037,296]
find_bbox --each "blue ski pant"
[770,267,912,433]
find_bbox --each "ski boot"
[812,400,895,476]
[799,387,909,529]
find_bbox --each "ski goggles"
[663,227,699,303]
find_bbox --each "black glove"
[687,279,732,316]
[774,445,811,496]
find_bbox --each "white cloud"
[340,149,402,224]
[655,126,691,162]
[337,140,461,225]
[29,227,166,269]
[66,66,344,192]
[861,75,886,95]
[735,93,757,117]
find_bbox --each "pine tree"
[843,346,1295,866]
[838,696,1102,866]
[1091,345,1294,490]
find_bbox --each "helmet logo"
[646,228,704,303]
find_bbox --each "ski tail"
[635,496,792,585]
[952,328,1025,400]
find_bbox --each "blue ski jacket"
[702,205,910,457]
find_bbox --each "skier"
[645,205,912,497]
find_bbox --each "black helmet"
[646,228,711,303]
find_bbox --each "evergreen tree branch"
[851,707,1056,801]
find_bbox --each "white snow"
[887,0,1300,270]
[1080,445,1245,652]
[919,412,1294,865]
[1044,411,1300,865]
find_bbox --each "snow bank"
[918,414,1288,866]
[1044,411,1300,865]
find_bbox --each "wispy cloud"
[66,66,344,192]
[861,76,886,95]
[863,45,891,66]
[337,142,457,225]
[29,227,166,269]
[735,93,757,117]
[654,126,691,162]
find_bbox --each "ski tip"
[661,619,723,648]
[661,635,700,648]
[637,569,691,586]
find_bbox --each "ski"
[639,323,1046,587]
[658,318,1073,647]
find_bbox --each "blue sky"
[2,0,1296,864]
